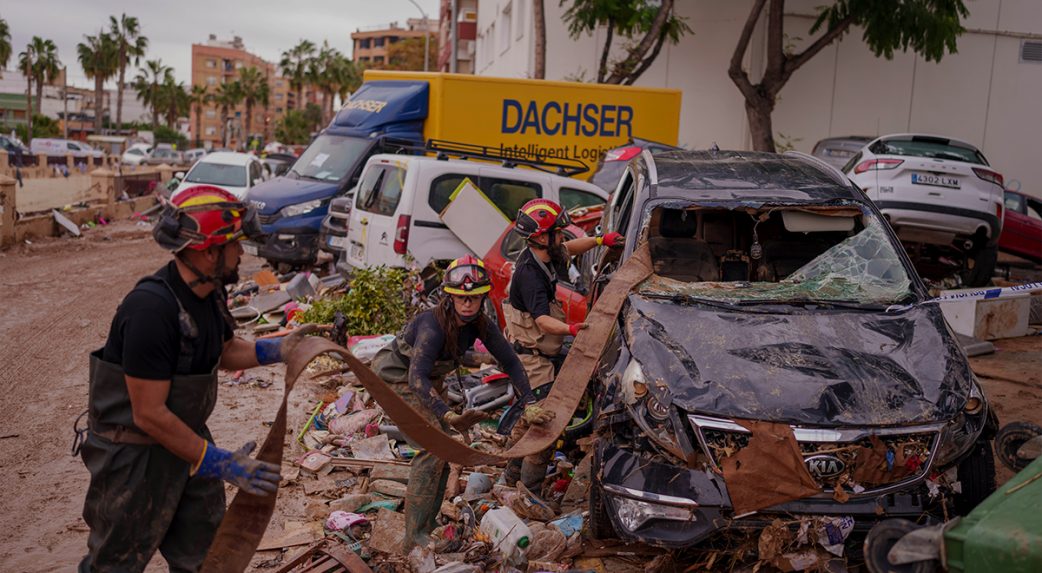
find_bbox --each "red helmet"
[514,198,570,239]
[442,255,491,296]
[154,186,247,252]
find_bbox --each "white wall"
[476,0,1042,197]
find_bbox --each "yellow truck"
[247,71,681,267]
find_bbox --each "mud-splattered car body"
[584,150,996,547]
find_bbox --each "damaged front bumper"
[596,440,940,548]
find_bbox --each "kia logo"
[805,455,845,479]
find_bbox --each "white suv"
[336,154,608,272]
[846,133,1005,286]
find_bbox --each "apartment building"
[352,18,437,69]
[437,0,479,73]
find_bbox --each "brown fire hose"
[201,245,653,572]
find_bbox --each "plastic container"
[479,507,532,565]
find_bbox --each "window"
[205,127,217,136]
[499,3,512,53]
[275,107,283,113]
[1005,192,1025,214]
[515,0,526,39]
[184,162,247,187]
[275,93,284,101]
[276,80,284,87]
[206,76,217,86]
[359,38,371,49]
[428,174,541,218]
[205,59,217,68]
[205,109,216,119]
[374,37,385,48]
[560,187,605,211]
[67,142,80,150]
[374,56,385,64]
[389,36,399,44]
[869,137,988,166]
[356,165,406,216]
[249,161,263,185]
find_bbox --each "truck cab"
[243,80,430,268]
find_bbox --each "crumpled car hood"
[624,295,971,426]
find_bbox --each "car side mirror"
[174,171,185,180]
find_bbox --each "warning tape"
[888,281,1042,312]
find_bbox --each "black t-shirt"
[401,310,532,418]
[102,261,233,379]
[508,248,557,319]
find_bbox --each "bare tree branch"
[765,0,785,82]
[597,17,614,83]
[782,15,856,82]
[728,0,768,102]
[605,0,674,84]
[624,26,668,85]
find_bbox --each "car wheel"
[954,439,997,515]
[960,245,997,287]
[994,421,1042,472]
[863,519,937,573]
[587,449,617,540]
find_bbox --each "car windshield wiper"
[734,298,889,310]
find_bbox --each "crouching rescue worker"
[502,198,624,490]
[370,255,551,552]
[76,186,312,572]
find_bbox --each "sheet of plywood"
[438,178,511,257]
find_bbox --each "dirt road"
[0,221,1038,571]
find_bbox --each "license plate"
[242,242,258,256]
[350,242,363,261]
[912,172,960,189]
[327,235,348,249]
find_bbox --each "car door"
[351,160,409,268]
[1000,192,1042,260]
[586,167,639,303]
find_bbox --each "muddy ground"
[0,220,1039,571]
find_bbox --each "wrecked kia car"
[584,149,997,547]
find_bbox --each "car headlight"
[620,359,686,460]
[280,199,323,218]
[609,492,696,531]
[934,383,988,467]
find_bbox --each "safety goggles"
[443,265,491,295]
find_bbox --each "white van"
[30,138,104,158]
[339,154,608,271]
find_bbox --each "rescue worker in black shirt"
[77,186,312,573]
[502,198,624,489]
[370,255,552,552]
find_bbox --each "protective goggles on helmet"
[443,263,491,296]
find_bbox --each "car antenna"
[710,142,720,155]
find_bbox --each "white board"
[438,178,511,257]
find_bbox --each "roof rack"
[425,139,589,177]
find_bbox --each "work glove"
[255,324,327,365]
[597,232,625,248]
[444,409,491,434]
[568,322,589,337]
[194,441,282,496]
[523,404,556,426]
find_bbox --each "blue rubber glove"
[194,441,282,496]
[255,338,283,365]
[255,324,326,365]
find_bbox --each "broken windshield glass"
[639,212,912,304]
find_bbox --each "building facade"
[438,0,479,73]
[352,18,438,69]
[191,35,288,149]
[475,0,1042,197]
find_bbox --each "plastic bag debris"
[325,511,368,532]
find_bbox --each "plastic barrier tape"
[888,281,1042,312]
[201,244,654,572]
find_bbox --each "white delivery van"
[30,138,104,158]
[340,154,608,271]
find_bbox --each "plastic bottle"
[479,507,532,565]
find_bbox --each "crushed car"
[582,149,997,548]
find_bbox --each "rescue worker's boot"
[520,449,553,493]
[502,458,522,486]
[403,449,450,552]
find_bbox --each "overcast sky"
[3,0,439,89]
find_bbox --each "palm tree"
[28,37,61,115]
[0,17,12,77]
[237,67,269,149]
[311,46,359,125]
[157,76,188,130]
[17,45,35,143]
[78,32,118,134]
[189,85,210,147]
[109,14,148,129]
[132,59,172,131]
[214,81,243,148]
[279,39,315,111]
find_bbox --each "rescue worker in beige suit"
[501,198,624,489]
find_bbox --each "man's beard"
[221,266,240,285]
[548,242,570,270]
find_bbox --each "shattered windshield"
[638,204,912,305]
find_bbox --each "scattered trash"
[480,507,532,566]
[325,511,368,532]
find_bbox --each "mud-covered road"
[0,220,1038,571]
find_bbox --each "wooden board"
[438,178,511,257]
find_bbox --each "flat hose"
[201,245,653,572]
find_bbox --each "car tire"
[994,421,1042,472]
[587,449,617,540]
[863,519,937,573]
[960,245,997,287]
[954,439,997,515]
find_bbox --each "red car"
[999,190,1042,263]
[483,205,603,329]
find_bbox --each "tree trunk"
[195,105,202,148]
[151,84,159,131]
[604,0,674,84]
[245,101,253,149]
[116,54,126,128]
[25,78,33,145]
[35,78,43,115]
[296,86,303,111]
[221,106,228,147]
[533,0,546,79]
[745,96,776,152]
[597,18,614,83]
[94,76,104,134]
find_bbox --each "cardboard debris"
[257,521,324,551]
[720,420,821,514]
[368,478,408,498]
[351,434,396,460]
[329,493,374,513]
[253,270,280,287]
[368,508,407,555]
[299,451,332,472]
[371,463,412,483]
